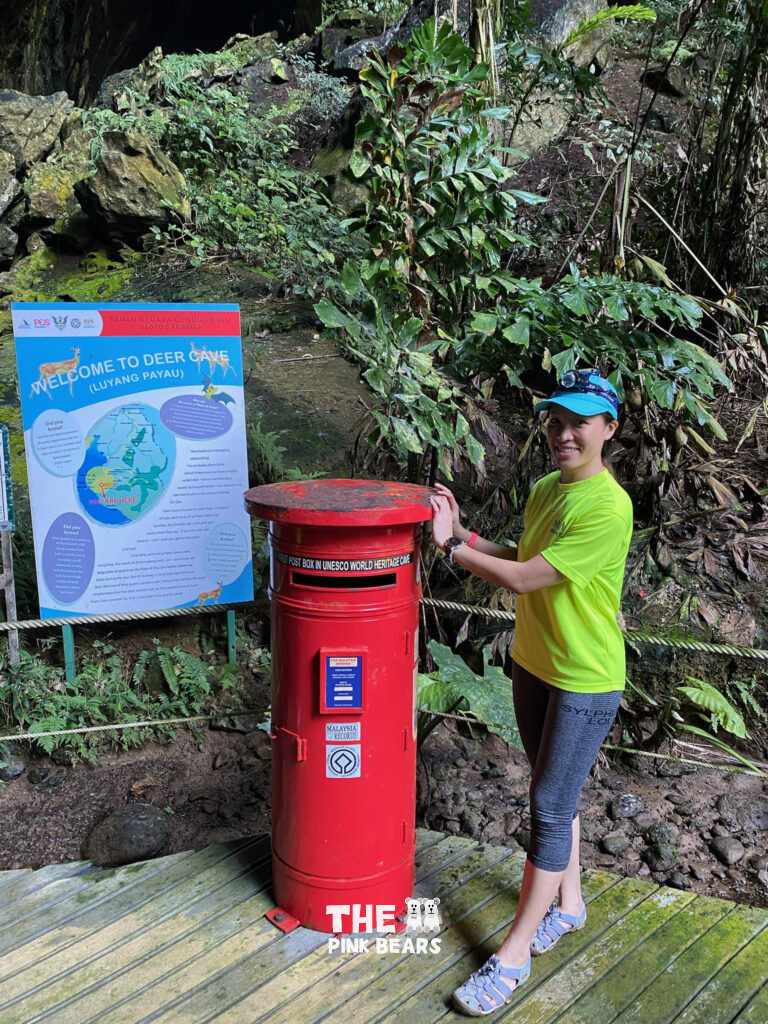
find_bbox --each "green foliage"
[724,676,765,724]
[247,420,326,484]
[677,676,748,737]
[0,639,246,764]
[418,640,523,750]
[85,55,352,295]
[452,266,730,431]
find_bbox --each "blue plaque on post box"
[319,649,365,713]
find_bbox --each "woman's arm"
[431,492,563,594]
[433,482,518,561]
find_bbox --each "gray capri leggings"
[512,661,623,872]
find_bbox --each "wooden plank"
[611,903,768,1024]
[0,839,261,959]
[505,887,696,1024]
[0,848,273,1020]
[10,891,281,1024]
[0,869,32,892]
[200,849,528,1024]
[146,839,516,1023]
[731,981,768,1024]
[372,871,629,1024]
[555,893,730,1024]
[0,860,100,910]
[671,919,768,1024]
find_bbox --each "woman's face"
[546,405,618,482]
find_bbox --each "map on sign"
[76,404,175,526]
[11,302,253,618]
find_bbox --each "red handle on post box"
[270,726,307,762]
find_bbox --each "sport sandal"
[530,894,586,956]
[452,953,531,1017]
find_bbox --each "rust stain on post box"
[244,479,434,526]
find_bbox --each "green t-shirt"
[512,469,633,693]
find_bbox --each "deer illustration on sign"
[197,581,224,605]
[31,347,80,398]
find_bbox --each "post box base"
[273,849,414,934]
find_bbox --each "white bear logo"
[422,897,441,933]
[404,897,424,933]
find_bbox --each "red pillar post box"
[244,479,433,933]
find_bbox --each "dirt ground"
[1,717,766,914]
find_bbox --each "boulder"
[643,842,679,872]
[74,131,190,242]
[0,89,74,173]
[532,0,614,68]
[322,8,387,63]
[0,150,21,219]
[0,224,18,262]
[94,47,164,111]
[710,835,745,866]
[85,803,172,866]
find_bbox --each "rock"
[212,749,235,770]
[657,760,698,777]
[244,731,272,759]
[27,766,50,785]
[94,47,164,111]
[516,827,532,851]
[748,854,768,873]
[0,756,26,781]
[668,871,692,890]
[640,66,689,98]
[50,747,73,766]
[580,819,601,843]
[432,763,450,782]
[712,823,733,838]
[643,843,679,872]
[758,870,768,889]
[0,223,17,262]
[532,0,615,68]
[503,810,521,836]
[690,861,711,882]
[609,793,646,820]
[483,764,507,780]
[444,818,461,835]
[600,832,630,855]
[710,836,745,866]
[35,769,66,790]
[637,864,651,877]
[632,811,658,833]
[86,804,171,866]
[0,150,21,219]
[644,822,678,845]
[459,808,483,837]
[74,131,190,242]
[665,792,689,806]
[606,777,626,791]
[0,89,74,172]
[481,820,506,844]
[718,795,768,830]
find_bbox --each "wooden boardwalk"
[0,829,766,1023]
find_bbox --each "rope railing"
[1,596,765,778]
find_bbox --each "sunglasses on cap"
[558,368,619,414]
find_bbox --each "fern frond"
[561,5,656,52]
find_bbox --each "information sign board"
[11,302,253,617]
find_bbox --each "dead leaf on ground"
[697,601,718,627]
[718,608,758,646]
[130,775,156,797]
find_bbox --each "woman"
[430,369,633,1017]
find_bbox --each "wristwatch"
[444,536,466,563]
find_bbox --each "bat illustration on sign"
[201,375,235,405]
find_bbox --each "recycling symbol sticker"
[326,744,361,779]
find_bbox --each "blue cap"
[533,369,619,418]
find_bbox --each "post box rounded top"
[244,479,434,526]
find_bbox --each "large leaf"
[677,678,748,738]
[427,641,523,749]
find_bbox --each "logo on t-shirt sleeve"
[550,517,566,538]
